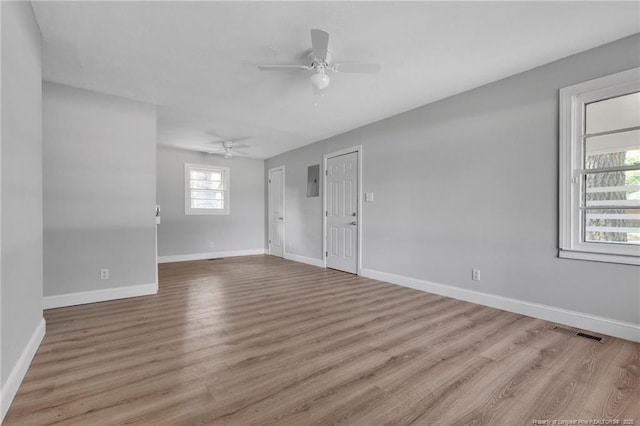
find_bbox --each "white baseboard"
[157,248,265,264]
[360,268,640,343]
[1,317,46,421]
[43,282,158,309]
[284,252,324,268]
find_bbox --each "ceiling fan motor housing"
[308,50,332,68]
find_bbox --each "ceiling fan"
[206,140,249,159]
[258,29,381,92]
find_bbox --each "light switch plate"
[365,192,374,202]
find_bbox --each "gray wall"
[1,0,43,389]
[43,82,157,296]
[157,146,264,257]
[266,34,640,325]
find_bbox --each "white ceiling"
[31,1,640,159]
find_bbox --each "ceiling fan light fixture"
[310,70,330,91]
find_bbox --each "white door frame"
[268,165,285,257]
[322,145,363,274]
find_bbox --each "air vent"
[208,258,224,261]
[575,332,604,342]
[552,326,605,343]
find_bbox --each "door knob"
[350,221,357,226]
[278,217,283,220]
[352,212,357,217]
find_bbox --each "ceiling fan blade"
[258,65,310,71]
[310,29,329,62]
[207,138,248,147]
[331,63,381,74]
[230,143,249,149]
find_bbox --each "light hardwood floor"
[5,255,639,425]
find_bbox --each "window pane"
[585,91,640,134]
[585,129,640,169]
[585,170,640,207]
[190,180,224,190]
[191,190,223,200]
[584,208,640,245]
[190,170,212,181]
[190,180,215,189]
[190,170,222,182]
[191,199,224,209]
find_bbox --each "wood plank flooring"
[4,255,639,425]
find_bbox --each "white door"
[326,152,358,273]
[268,167,284,257]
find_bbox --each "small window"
[185,163,230,215]
[559,68,640,265]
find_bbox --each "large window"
[559,68,640,265]
[185,163,230,215]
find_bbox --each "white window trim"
[559,67,640,265]
[184,163,230,215]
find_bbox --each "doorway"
[323,146,361,274]
[268,166,285,257]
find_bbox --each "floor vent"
[552,326,605,343]
[208,258,224,261]
[575,332,604,342]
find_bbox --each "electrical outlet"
[472,269,481,281]
[100,268,109,280]
[209,241,215,248]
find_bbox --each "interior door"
[268,167,284,257]
[326,151,358,273]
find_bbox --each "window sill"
[559,249,640,266]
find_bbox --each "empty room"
[1,1,639,424]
